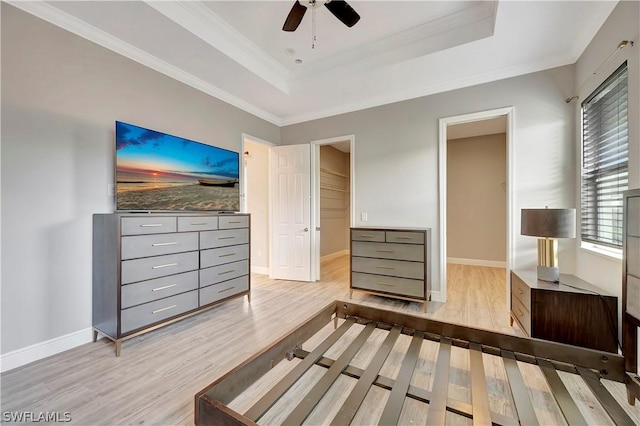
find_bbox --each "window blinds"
[581,62,628,248]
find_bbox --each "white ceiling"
[12,1,617,126]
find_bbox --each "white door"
[270,144,312,281]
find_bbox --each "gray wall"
[282,66,577,296]
[1,4,280,354]
[447,134,506,263]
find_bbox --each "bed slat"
[538,358,588,425]
[378,331,424,425]
[469,342,492,425]
[282,321,376,425]
[330,325,402,425]
[577,366,636,426]
[426,336,452,426]
[243,316,356,421]
[501,350,539,425]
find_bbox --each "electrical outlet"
[361,212,368,222]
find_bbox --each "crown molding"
[144,1,292,94]
[7,0,283,126]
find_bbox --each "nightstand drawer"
[511,272,531,308]
[121,232,198,260]
[352,272,424,298]
[200,229,249,249]
[351,241,424,262]
[628,196,640,237]
[352,257,424,280]
[351,229,385,242]
[511,296,531,336]
[177,216,218,232]
[386,231,424,245]
[121,216,177,236]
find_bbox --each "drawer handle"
[376,249,394,253]
[359,234,375,237]
[395,236,413,240]
[219,253,236,258]
[191,222,208,226]
[152,305,177,314]
[140,223,164,228]
[218,236,236,240]
[218,287,235,293]
[228,220,242,224]
[218,269,236,275]
[376,281,396,287]
[376,265,396,270]
[152,242,178,247]
[152,262,178,269]
[152,284,177,292]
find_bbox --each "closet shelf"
[320,167,349,178]
[320,184,349,193]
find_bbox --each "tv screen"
[115,121,240,212]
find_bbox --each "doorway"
[438,108,514,308]
[311,136,355,281]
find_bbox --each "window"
[581,62,628,249]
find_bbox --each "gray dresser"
[623,189,640,374]
[350,227,431,311]
[93,212,250,356]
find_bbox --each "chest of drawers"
[350,227,431,312]
[92,213,250,356]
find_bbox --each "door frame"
[310,135,356,281]
[438,107,515,309]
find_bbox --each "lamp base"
[537,265,559,282]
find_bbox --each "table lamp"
[521,207,576,282]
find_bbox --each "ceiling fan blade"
[324,0,360,28]
[283,1,307,32]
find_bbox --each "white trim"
[438,107,515,309]
[1,328,93,373]
[447,258,508,268]
[321,250,350,263]
[8,1,282,126]
[310,135,356,281]
[579,242,623,262]
[250,266,269,275]
[429,290,445,303]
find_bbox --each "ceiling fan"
[283,0,361,32]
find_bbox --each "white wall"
[282,66,577,300]
[573,1,640,309]
[1,5,280,361]
[244,139,271,273]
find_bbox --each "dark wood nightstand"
[510,270,618,353]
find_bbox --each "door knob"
[303,228,309,232]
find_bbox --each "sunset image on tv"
[115,121,240,211]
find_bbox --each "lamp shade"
[521,208,576,238]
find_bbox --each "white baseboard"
[0,327,93,373]
[429,290,445,303]
[447,257,507,268]
[251,265,269,275]
[321,249,349,263]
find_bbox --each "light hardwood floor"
[1,257,637,424]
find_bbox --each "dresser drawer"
[200,229,249,249]
[351,257,424,280]
[121,290,198,334]
[511,273,531,308]
[627,236,640,278]
[386,231,424,245]
[627,275,640,319]
[121,232,198,260]
[351,229,385,242]
[200,260,249,287]
[121,271,198,309]
[351,241,424,262]
[201,244,249,268]
[121,251,199,284]
[219,215,249,229]
[352,272,424,298]
[121,216,176,236]
[177,216,218,232]
[200,276,249,306]
[511,296,531,336]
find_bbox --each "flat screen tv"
[115,121,240,212]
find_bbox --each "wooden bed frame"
[195,300,640,425]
